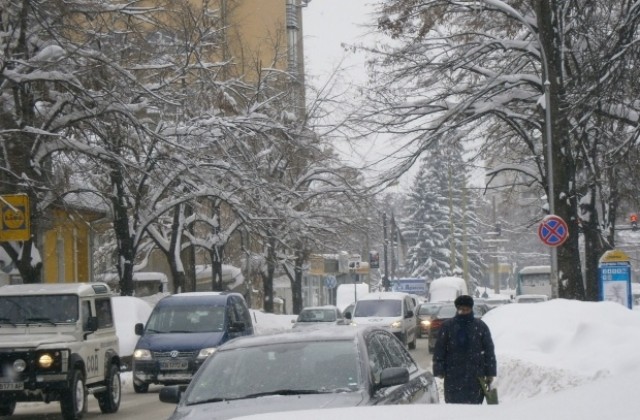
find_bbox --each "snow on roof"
[518,265,551,274]
[429,276,467,289]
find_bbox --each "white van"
[428,277,468,302]
[336,283,370,312]
[346,291,418,349]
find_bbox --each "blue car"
[132,292,253,393]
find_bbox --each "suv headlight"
[197,348,217,359]
[420,320,431,327]
[133,349,152,360]
[390,320,402,329]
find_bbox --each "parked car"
[484,296,513,310]
[159,326,439,419]
[515,294,549,304]
[292,305,345,329]
[425,300,492,354]
[346,291,418,349]
[415,302,445,338]
[132,292,254,393]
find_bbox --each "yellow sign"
[308,255,325,276]
[0,194,30,241]
[599,249,630,264]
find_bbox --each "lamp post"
[478,1,558,297]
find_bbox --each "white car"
[346,291,418,349]
[515,294,549,303]
[292,305,345,329]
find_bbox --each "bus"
[516,265,552,298]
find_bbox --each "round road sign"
[538,215,569,247]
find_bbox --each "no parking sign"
[538,215,569,247]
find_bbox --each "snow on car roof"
[359,291,409,301]
[0,282,112,297]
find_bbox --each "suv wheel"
[0,401,16,416]
[60,369,87,420]
[97,363,121,413]
[133,381,149,394]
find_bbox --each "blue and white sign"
[324,275,337,289]
[598,263,632,309]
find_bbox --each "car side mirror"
[83,316,98,339]
[405,310,414,319]
[135,323,144,336]
[377,367,410,389]
[159,385,182,404]
[344,312,352,320]
[229,321,246,333]
[87,316,99,332]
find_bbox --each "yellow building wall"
[227,0,289,77]
[42,209,92,284]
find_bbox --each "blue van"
[131,292,254,393]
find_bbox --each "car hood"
[0,332,77,348]
[169,392,366,420]
[137,332,225,352]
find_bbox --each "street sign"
[538,215,569,247]
[308,255,324,275]
[324,275,337,289]
[0,194,30,242]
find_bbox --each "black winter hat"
[454,295,474,308]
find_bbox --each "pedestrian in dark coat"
[432,295,497,404]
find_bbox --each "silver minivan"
[345,291,418,349]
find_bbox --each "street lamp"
[477,1,558,297]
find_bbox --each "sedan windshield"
[145,305,226,333]
[185,340,361,405]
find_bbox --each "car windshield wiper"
[240,389,326,399]
[187,397,239,406]
[187,389,326,406]
[25,317,57,326]
[0,317,17,327]
[167,330,194,333]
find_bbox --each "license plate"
[159,360,188,370]
[0,382,24,391]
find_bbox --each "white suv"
[346,291,418,349]
[0,282,121,419]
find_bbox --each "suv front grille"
[152,351,196,359]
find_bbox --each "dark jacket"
[432,313,496,404]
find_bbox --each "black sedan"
[160,326,439,419]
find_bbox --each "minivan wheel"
[133,381,149,394]
[0,400,16,416]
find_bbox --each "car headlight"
[390,320,402,329]
[133,349,152,360]
[420,320,431,327]
[38,353,54,368]
[197,347,217,359]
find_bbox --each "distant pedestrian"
[432,295,497,404]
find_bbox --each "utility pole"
[383,212,390,291]
[492,196,500,294]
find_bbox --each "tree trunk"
[535,0,585,300]
[111,167,136,296]
[262,237,276,313]
[582,184,610,301]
